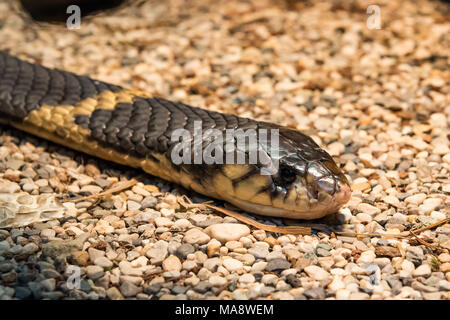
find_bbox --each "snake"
[0,51,351,221]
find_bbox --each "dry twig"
[69,179,138,203]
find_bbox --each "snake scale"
[0,51,351,221]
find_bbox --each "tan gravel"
[0,0,449,300]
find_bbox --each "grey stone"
[27,281,43,299]
[360,286,373,294]
[22,243,39,255]
[9,244,23,255]
[259,286,275,296]
[316,248,331,257]
[406,246,425,267]
[94,178,111,188]
[24,229,41,236]
[386,276,402,295]
[0,262,14,273]
[285,274,301,288]
[397,193,410,201]
[10,229,23,240]
[69,289,89,299]
[374,212,389,226]
[439,280,450,291]
[316,244,332,251]
[253,272,263,281]
[79,279,92,293]
[134,212,155,223]
[120,280,141,297]
[41,233,90,259]
[41,269,61,279]
[248,247,269,259]
[227,280,237,292]
[141,196,158,209]
[195,217,223,228]
[91,285,107,298]
[172,286,188,294]
[87,292,99,300]
[363,264,380,275]
[388,213,407,225]
[175,244,195,259]
[376,239,390,247]
[304,251,318,264]
[0,230,9,241]
[275,280,291,291]
[95,275,110,289]
[144,284,161,294]
[17,272,35,284]
[40,278,56,291]
[417,216,437,227]
[14,286,31,299]
[412,280,437,293]
[194,281,212,294]
[0,241,10,254]
[156,288,171,298]
[266,251,285,261]
[146,240,169,263]
[106,287,123,300]
[382,263,395,274]
[303,287,326,299]
[41,291,65,300]
[86,265,104,280]
[37,261,54,271]
[265,259,291,272]
[423,275,441,288]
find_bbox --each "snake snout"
[305,160,351,207]
[334,181,351,205]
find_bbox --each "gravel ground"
[0,0,449,300]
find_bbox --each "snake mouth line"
[221,183,351,220]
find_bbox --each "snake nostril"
[309,188,319,200]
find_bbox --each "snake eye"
[280,166,296,185]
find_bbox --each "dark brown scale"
[0,51,120,121]
[223,113,239,129]
[79,75,98,99]
[156,99,188,137]
[41,68,64,106]
[74,114,91,128]
[29,65,50,107]
[11,60,33,111]
[189,104,219,130]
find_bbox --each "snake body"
[0,51,351,220]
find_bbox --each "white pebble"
[304,265,330,281]
[222,258,243,272]
[205,223,250,243]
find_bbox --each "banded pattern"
[74,97,257,157]
[0,51,121,120]
[0,51,351,220]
